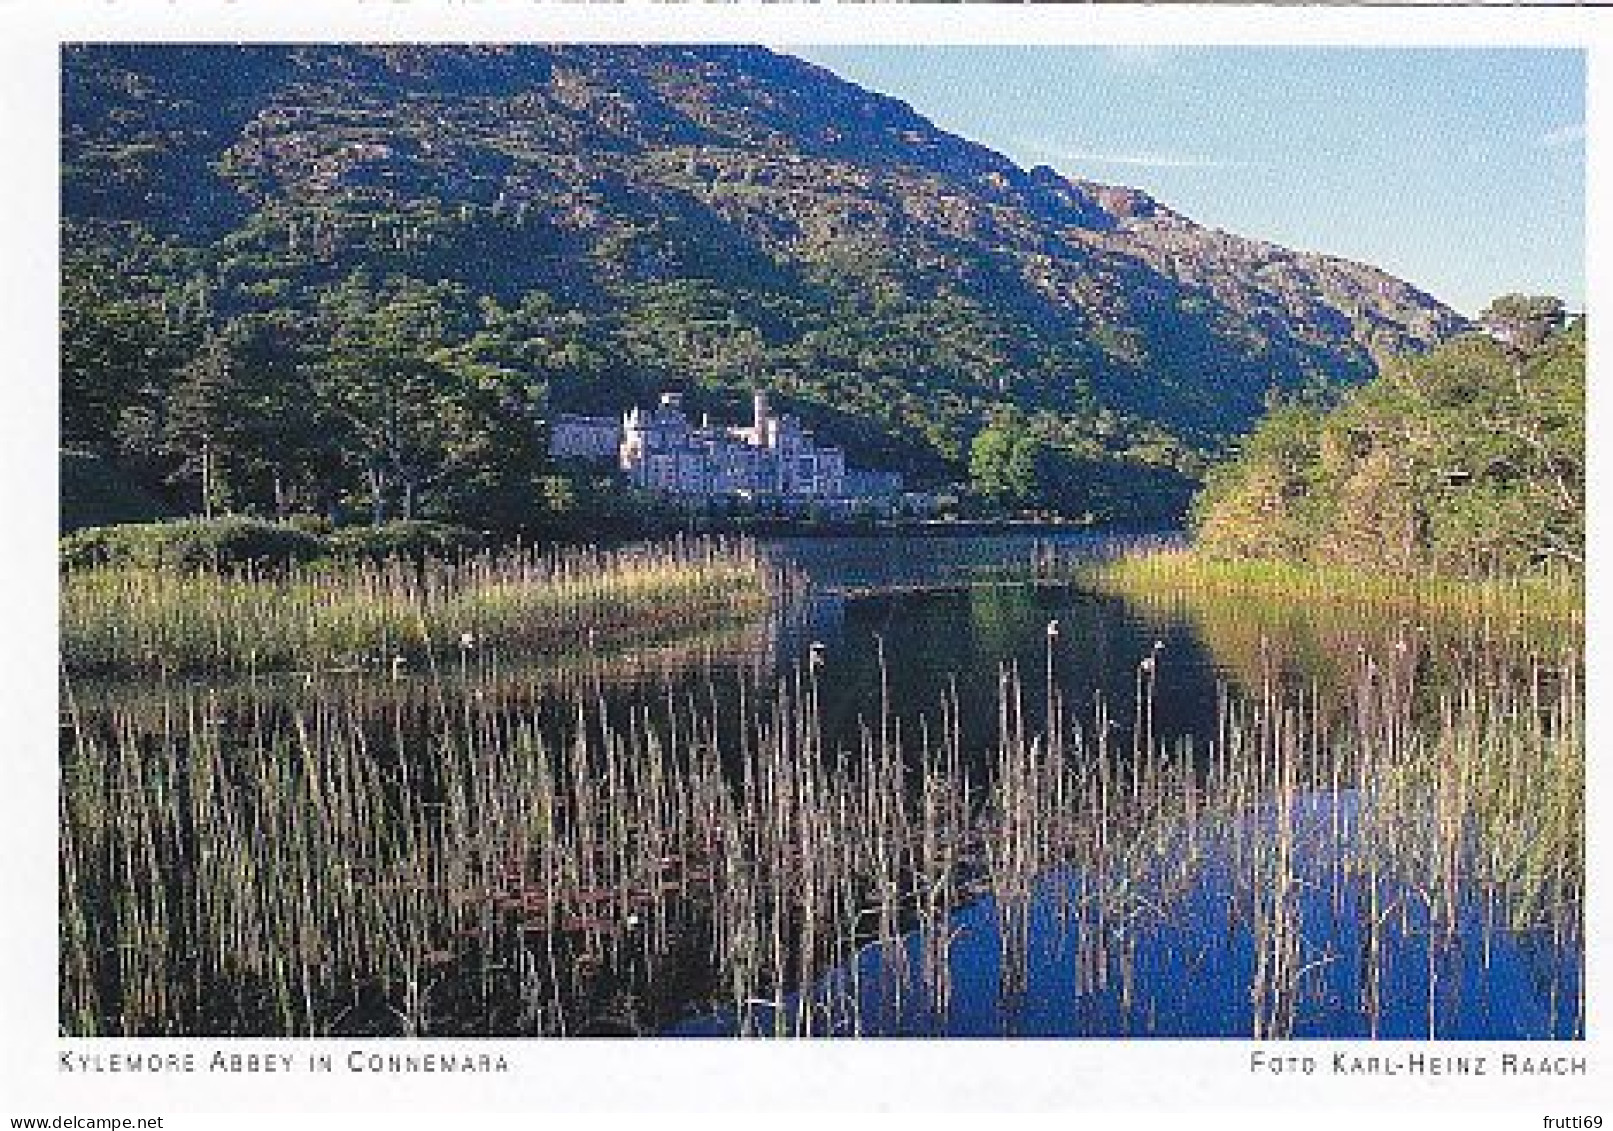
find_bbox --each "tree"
[61,252,201,451]
[318,276,467,523]
[162,331,250,517]
[1192,301,1584,576]
[969,408,1046,511]
[153,315,341,520]
[313,273,559,527]
[230,313,345,519]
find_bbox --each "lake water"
[669,530,1581,1039]
[761,529,1215,763]
[60,528,1583,1040]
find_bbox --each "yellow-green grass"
[61,538,775,674]
[1086,549,1582,630]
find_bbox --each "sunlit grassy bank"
[1086,549,1582,630]
[60,538,775,674]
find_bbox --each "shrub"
[325,520,488,562]
[60,517,329,571]
[280,512,335,536]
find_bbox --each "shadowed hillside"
[61,45,1466,527]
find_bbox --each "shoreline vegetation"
[1085,549,1582,630]
[61,535,775,675]
[61,632,1582,1038]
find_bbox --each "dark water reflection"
[764,528,1209,760]
[782,585,1217,770]
[761,529,1549,768]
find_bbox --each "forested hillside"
[62,44,1466,529]
[1192,298,1582,576]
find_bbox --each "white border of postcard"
[1,2,1605,1126]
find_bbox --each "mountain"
[60,44,1467,525]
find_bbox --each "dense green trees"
[963,407,1197,521]
[158,320,325,517]
[63,255,567,532]
[1193,303,1583,577]
[62,219,1206,530]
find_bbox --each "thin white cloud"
[1100,46,1184,75]
[1018,138,1251,172]
[1541,122,1585,149]
[1051,148,1246,171]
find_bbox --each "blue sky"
[790,47,1585,318]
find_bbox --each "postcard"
[2,1,1604,1124]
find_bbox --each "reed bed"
[69,618,776,731]
[60,623,1582,1038]
[60,537,777,674]
[1085,549,1582,632]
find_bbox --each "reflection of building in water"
[550,390,903,510]
[768,590,846,672]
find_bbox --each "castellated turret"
[752,389,773,448]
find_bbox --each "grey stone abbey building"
[549,391,903,510]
